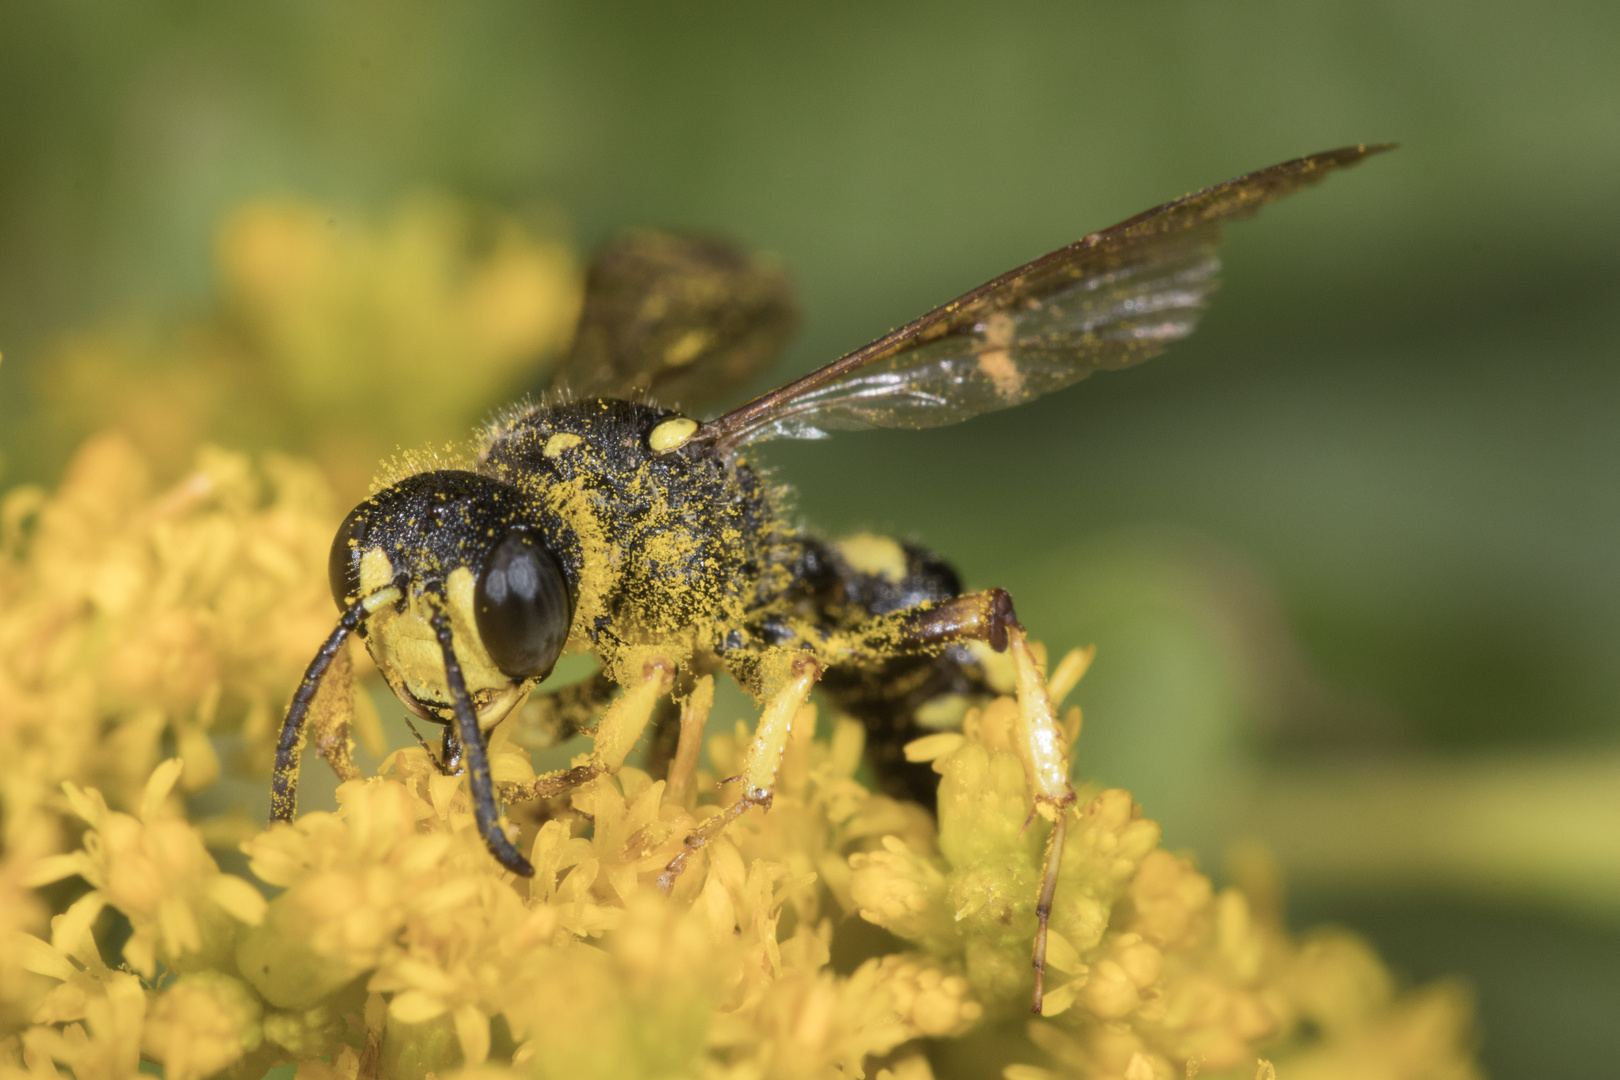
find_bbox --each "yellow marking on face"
[543,432,583,458]
[359,547,395,594]
[362,564,530,732]
[978,311,1024,401]
[663,329,711,368]
[835,533,908,583]
[649,417,698,453]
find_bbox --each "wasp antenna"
[270,599,367,824]
[429,605,536,877]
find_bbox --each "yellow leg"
[658,652,821,891]
[591,656,676,773]
[663,676,715,810]
[500,655,674,805]
[1007,626,1077,1015]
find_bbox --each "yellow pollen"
[543,432,583,457]
[978,312,1023,401]
[649,417,699,453]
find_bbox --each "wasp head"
[329,470,575,733]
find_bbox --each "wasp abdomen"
[798,533,1000,809]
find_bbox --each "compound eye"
[328,504,369,610]
[475,532,572,680]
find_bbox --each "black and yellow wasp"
[271,145,1390,1011]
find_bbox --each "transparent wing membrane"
[550,230,798,409]
[745,233,1220,440]
[700,144,1391,449]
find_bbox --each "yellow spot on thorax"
[649,417,698,453]
[543,432,583,458]
[835,533,908,583]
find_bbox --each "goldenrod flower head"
[27,761,265,979]
[2,423,1483,1077]
[141,972,264,1080]
[37,196,578,491]
[14,955,146,1080]
[0,434,335,822]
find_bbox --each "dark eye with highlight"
[328,504,368,610]
[475,532,572,680]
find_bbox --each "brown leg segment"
[656,798,752,892]
[898,587,1020,653]
[813,587,1021,672]
[1031,806,1067,1012]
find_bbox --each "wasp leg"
[511,671,619,750]
[663,676,716,809]
[495,673,624,803]
[642,698,684,781]
[1031,794,1068,1012]
[829,588,1076,1014]
[501,656,676,804]
[588,657,676,774]
[400,716,458,776]
[816,587,1019,668]
[659,654,820,891]
[900,587,1020,653]
[1005,624,1077,1015]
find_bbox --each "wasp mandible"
[270,145,1391,1013]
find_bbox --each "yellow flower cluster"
[0,434,338,1040]
[1,437,1482,1079]
[0,433,340,799]
[34,196,577,496]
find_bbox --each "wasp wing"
[548,230,799,409]
[698,145,1391,449]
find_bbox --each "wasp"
[271,145,1390,1012]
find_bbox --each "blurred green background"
[1,2,1616,1075]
